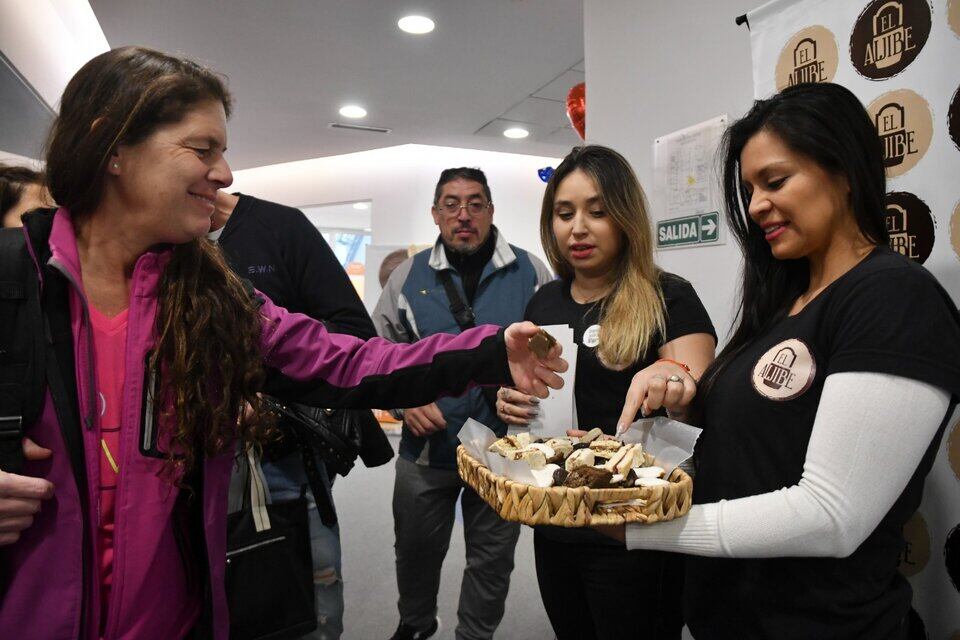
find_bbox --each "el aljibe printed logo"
[775,26,839,91]
[751,338,817,401]
[885,191,935,264]
[850,0,931,79]
[867,89,933,178]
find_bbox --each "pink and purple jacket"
[0,208,512,640]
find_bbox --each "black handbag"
[262,397,361,477]
[225,448,317,640]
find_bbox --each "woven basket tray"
[457,445,692,527]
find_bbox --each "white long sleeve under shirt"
[625,371,951,558]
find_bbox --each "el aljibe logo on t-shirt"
[751,338,817,401]
[885,191,936,264]
[850,0,931,79]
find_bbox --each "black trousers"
[534,530,684,640]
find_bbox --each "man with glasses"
[374,167,552,640]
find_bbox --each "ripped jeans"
[262,452,344,640]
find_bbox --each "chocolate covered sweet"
[552,467,569,485]
[564,466,614,488]
[528,328,557,359]
[484,431,659,489]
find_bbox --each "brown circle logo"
[867,89,933,177]
[885,191,936,264]
[775,26,840,91]
[948,419,960,481]
[950,0,960,38]
[751,338,817,401]
[950,83,960,153]
[850,0,931,80]
[899,510,931,577]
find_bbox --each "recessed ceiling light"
[353,202,370,210]
[339,105,367,119]
[398,15,434,34]
[503,127,529,139]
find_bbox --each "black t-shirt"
[218,194,394,468]
[219,194,376,339]
[525,272,716,432]
[686,247,960,640]
[525,272,716,546]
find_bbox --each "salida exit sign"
[656,211,721,249]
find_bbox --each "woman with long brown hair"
[0,46,565,640]
[496,145,715,639]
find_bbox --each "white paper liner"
[459,416,701,486]
[619,416,701,477]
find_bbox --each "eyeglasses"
[436,200,491,217]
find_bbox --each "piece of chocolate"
[528,328,557,359]
[552,467,569,485]
[563,466,614,489]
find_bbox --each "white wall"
[0,149,43,168]
[301,202,371,231]
[584,0,759,342]
[0,0,109,109]
[231,143,561,310]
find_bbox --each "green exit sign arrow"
[657,211,721,249]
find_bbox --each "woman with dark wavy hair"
[0,46,565,640]
[600,82,960,638]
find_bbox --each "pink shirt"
[89,304,129,634]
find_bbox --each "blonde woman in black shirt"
[496,145,716,639]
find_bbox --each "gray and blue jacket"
[373,228,552,469]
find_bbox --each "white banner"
[748,0,960,635]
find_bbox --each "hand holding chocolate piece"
[528,328,558,359]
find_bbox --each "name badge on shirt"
[582,324,601,348]
[751,338,817,401]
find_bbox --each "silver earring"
[112,163,119,169]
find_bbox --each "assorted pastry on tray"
[486,427,669,489]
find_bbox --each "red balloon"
[566,82,586,140]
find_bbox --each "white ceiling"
[88,0,585,170]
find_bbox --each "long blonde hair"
[540,146,665,369]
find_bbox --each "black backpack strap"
[0,229,45,474]
[434,269,501,414]
[436,269,475,330]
